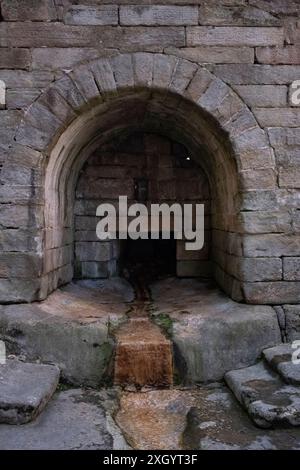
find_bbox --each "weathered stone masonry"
[0,2,299,334]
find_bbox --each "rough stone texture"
[64,5,118,26]
[1,0,57,21]
[117,384,300,450]
[0,279,133,386]
[165,46,254,64]
[256,46,300,65]
[0,6,299,310]
[284,257,300,280]
[187,27,284,47]
[0,359,59,424]
[151,278,281,383]
[263,343,300,385]
[233,85,287,107]
[285,305,300,342]
[225,361,300,428]
[0,49,31,70]
[120,5,198,26]
[0,389,118,450]
[198,3,281,27]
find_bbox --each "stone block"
[279,167,300,188]
[151,279,281,382]
[0,303,115,386]
[165,46,254,64]
[1,0,57,21]
[75,241,112,262]
[243,281,300,304]
[249,0,300,16]
[284,305,300,341]
[243,234,300,257]
[233,85,287,107]
[32,48,101,71]
[0,279,42,303]
[199,4,280,26]
[0,229,42,253]
[184,67,213,102]
[283,257,300,281]
[254,108,300,127]
[64,5,118,25]
[6,89,41,110]
[242,189,300,211]
[237,257,282,282]
[0,70,54,89]
[0,22,103,48]
[238,210,291,234]
[211,64,300,85]
[0,253,42,279]
[256,46,300,65]
[95,26,185,52]
[0,204,44,229]
[0,48,31,70]
[239,168,276,190]
[110,54,134,90]
[0,359,59,425]
[120,5,198,26]
[187,27,284,47]
[268,127,300,147]
[0,110,21,150]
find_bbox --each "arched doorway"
[6,53,276,303]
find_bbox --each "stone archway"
[3,52,276,303]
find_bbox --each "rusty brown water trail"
[113,263,173,388]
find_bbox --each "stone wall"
[74,132,211,279]
[0,1,299,308]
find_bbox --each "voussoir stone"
[0,359,59,424]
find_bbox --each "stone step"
[263,343,300,386]
[225,361,300,429]
[114,318,173,388]
[0,359,60,424]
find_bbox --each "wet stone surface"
[1,384,300,449]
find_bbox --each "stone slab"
[0,359,59,424]
[0,279,133,387]
[225,361,300,428]
[263,343,300,385]
[0,389,123,450]
[150,278,281,383]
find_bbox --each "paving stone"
[263,343,300,385]
[0,359,59,424]
[225,361,300,428]
[0,389,119,450]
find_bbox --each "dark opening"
[120,236,176,283]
